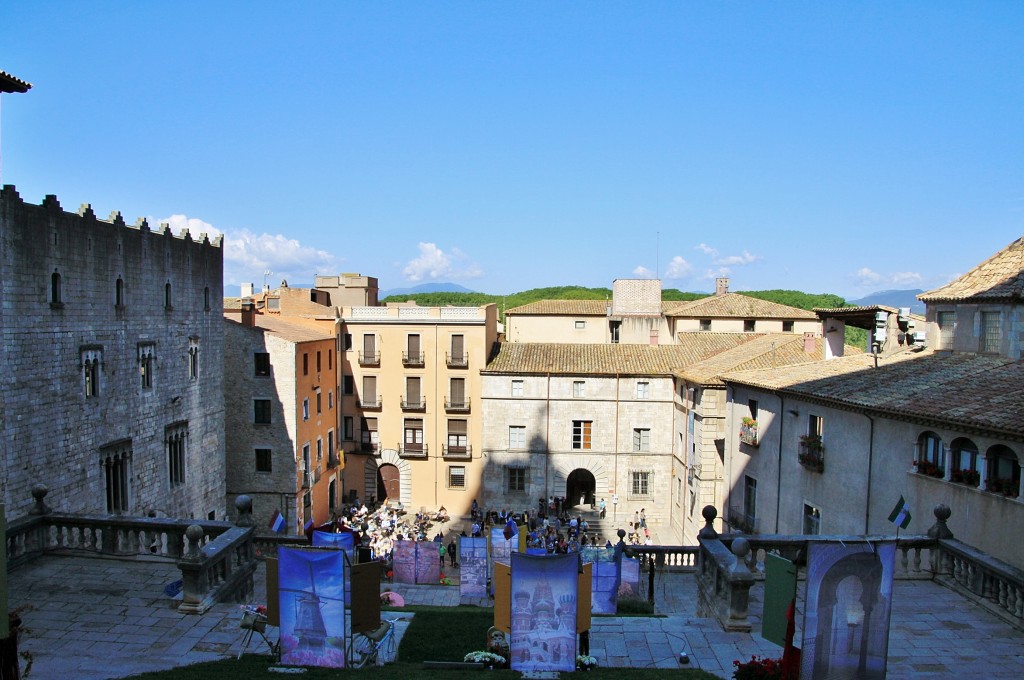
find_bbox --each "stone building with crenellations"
[0,186,226,519]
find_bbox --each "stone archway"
[566,468,597,509]
[363,449,413,507]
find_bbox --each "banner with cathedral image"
[800,541,896,680]
[509,552,577,672]
[278,547,346,668]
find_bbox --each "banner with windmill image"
[278,546,347,668]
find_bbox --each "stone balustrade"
[622,545,699,571]
[177,523,258,615]
[5,488,259,615]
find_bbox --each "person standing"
[448,538,458,568]
[640,508,647,528]
[598,498,606,519]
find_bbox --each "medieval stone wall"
[0,186,225,518]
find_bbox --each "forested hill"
[380,286,852,316]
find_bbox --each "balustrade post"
[235,495,254,528]
[698,505,719,539]
[725,537,754,631]
[29,484,51,516]
[927,504,954,575]
[177,525,209,614]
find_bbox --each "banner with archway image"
[509,552,577,673]
[800,541,896,680]
[278,547,347,668]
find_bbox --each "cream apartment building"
[338,303,499,516]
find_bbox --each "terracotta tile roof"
[502,299,692,317]
[723,349,1024,437]
[676,334,862,386]
[0,70,32,93]
[484,341,734,376]
[919,236,1024,302]
[254,316,335,343]
[505,300,610,315]
[663,293,819,319]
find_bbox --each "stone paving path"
[9,553,1024,679]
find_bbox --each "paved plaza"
[8,551,1024,679]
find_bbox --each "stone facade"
[0,186,225,518]
[480,371,677,529]
[223,313,339,533]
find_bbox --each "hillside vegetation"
[381,286,869,348]
[383,286,850,316]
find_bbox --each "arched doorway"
[378,463,400,503]
[566,468,596,509]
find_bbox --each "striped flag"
[888,495,911,529]
[269,509,285,533]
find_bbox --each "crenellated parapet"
[1,185,223,248]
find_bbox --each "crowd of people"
[311,496,652,576]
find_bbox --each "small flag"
[888,495,911,529]
[269,509,285,533]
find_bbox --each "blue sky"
[3,3,1022,297]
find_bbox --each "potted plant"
[916,460,944,478]
[951,469,980,487]
[798,435,824,472]
[740,417,759,447]
[576,654,598,671]
[732,655,783,679]
[464,651,506,669]
[989,477,1019,496]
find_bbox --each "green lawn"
[126,606,720,679]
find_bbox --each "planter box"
[739,423,759,447]
[799,443,824,473]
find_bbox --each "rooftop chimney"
[803,331,816,354]
[240,299,256,327]
[241,282,254,298]
[715,278,730,296]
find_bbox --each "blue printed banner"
[278,547,346,668]
[510,552,577,672]
[580,547,618,614]
[392,540,416,584]
[459,537,489,598]
[414,541,441,585]
[801,541,896,679]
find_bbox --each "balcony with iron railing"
[358,351,380,366]
[399,442,428,458]
[301,471,311,489]
[442,444,472,460]
[444,397,471,413]
[358,395,382,410]
[798,435,824,472]
[402,351,425,367]
[327,451,340,468]
[446,353,468,368]
[401,397,426,411]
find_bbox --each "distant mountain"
[848,289,926,314]
[381,282,477,298]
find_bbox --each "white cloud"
[715,250,761,266]
[704,267,732,279]
[890,271,923,285]
[664,256,692,279]
[695,243,719,258]
[855,267,883,286]
[854,267,924,289]
[632,265,655,278]
[402,242,483,282]
[157,214,222,238]
[153,214,340,286]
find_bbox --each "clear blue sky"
[3,3,1022,297]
